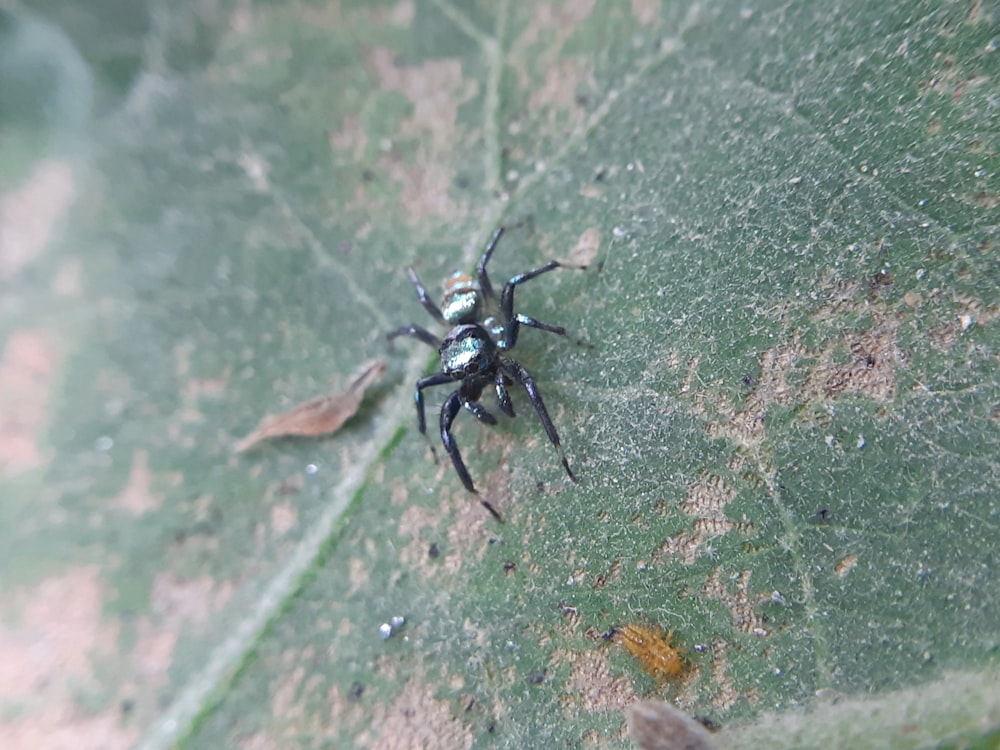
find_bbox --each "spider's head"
[440,324,497,379]
[440,272,482,324]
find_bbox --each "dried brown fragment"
[235,360,386,452]
[626,700,716,750]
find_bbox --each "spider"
[387,227,579,519]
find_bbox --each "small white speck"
[566,576,575,586]
[390,615,405,628]
[974,167,986,178]
[825,435,836,447]
[95,436,114,452]
[916,268,926,280]
[505,640,515,650]
[856,435,866,449]
[612,226,626,238]
[305,463,319,475]
[960,315,975,331]
[378,623,393,639]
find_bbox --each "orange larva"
[617,624,686,682]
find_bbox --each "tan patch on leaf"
[564,648,638,714]
[655,475,751,564]
[630,0,662,26]
[112,449,163,515]
[150,572,233,627]
[0,160,76,280]
[132,619,177,679]
[802,320,903,402]
[0,567,135,749]
[702,569,770,638]
[270,501,297,537]
[709,638,740,712]
[366,49,477,219]
[358,679,473,750]
[0,331,59,475]
[569,227,601,267]
[528,58,593,112]
[235,360,385,452]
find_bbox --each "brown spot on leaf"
[235,360,385,452]
[570,227,601,267]
[0,567,135,749]
[270,501,297,537]
[112,449,163,515]
[655,475,751,564]
[357,679,473,750]
[709,638,740,712]
[702,569,770,637]
[630,0,662,26]
[150,572,233,628]
[0,160,76,280]
[0,330,59,475]
[564,648,638,714]
[366,49,476,219]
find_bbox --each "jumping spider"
[388,227,579,519]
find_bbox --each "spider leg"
[475,226,505,303]
[440,390,477,493]
[499,262,568,349]
[405,267,447,325]
[463,399,498,425]
[495,371,515,417]
[501,359,576,483]
[439,392,503,521]
[387,324,441,348]
[415,373,453,462]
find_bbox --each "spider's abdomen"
[440,324,497,379]
[440,272,482,324]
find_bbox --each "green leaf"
[2,0,998,748]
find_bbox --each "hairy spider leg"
[499,262,568,350]
[405,266,447,325]
[501,358,576,482]
[386,324,441,348]
[474,226,506,302]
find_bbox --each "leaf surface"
[1,1,997,748]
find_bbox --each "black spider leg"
[404,266,447,325]
[440,388,503,521]
[463,399,498,425]
[386,324,440,348]
[412,372,453,460]
[501,358,576,483]
[475,226,505,303]
[495,371,515,417]
[499,262,568,350]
